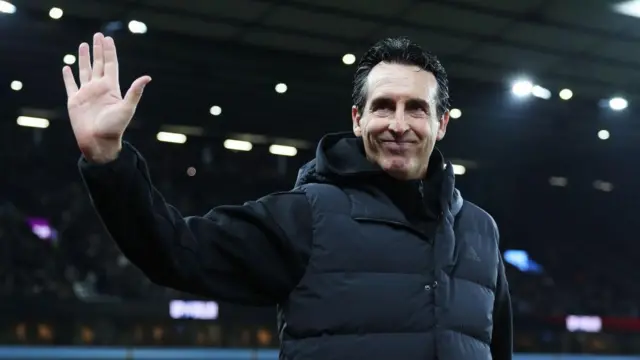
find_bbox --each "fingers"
[78,42,91,85]
[62,66,79,98]
[91,33,105,80]
[124,76,152,108]
[103,36,119,85]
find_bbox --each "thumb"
[124,75,152,108]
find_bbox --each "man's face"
[352,62,450,180]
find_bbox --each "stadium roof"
[2,0,640,170]
[13,0,640,99]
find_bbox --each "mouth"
[380,140,417,144]
[379,140,415,152]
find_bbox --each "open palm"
[62,32,151,163]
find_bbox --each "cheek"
[410,119,437,139]
[363,117,389,136]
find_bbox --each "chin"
[379,157,413,179]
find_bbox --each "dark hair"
[352,37,450,118]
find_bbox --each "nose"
[388,110,409,134]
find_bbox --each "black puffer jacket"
[79,132,512,360]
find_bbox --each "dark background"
[1,0,640,355]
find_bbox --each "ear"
[436,110,450,141]
[352,105,362,137]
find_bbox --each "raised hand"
[62,32,151,163]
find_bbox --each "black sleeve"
[78,142,313,306]
[491,253,513,360]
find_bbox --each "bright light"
[186,167,196,177]
[566,315,602,333]
[269,144,297,157]
[593,180,614,192]
[275,83,287,94]
[10,80,22,91]
[598,130,610,140]
[532,85,551,100]
[450,108,462,119]
[17,116,49,129]
[156,131,186,144]
[48,7,63,19]
[609,97,628,111]
[0,1,16,14]
[209,105,222,116]
[613,0,640,18]
[63,54,76,65]
[169,300,219,320]
[511,80,533,97]
[452,164,466,175]
[559,89,573,100]
[128,20,147,34]
[223,139,252,151]
[342,53,356,65]
[549,177,568,187]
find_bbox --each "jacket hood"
[295,132,463,216]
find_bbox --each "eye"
[370,107,393,118]
[406,100,429,116]
[406,104,426,113]
[373,105,392,111]
[370,98,395,114]
[407,109,427,119]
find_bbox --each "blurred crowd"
[0,129,302,304]
[0,179,173,301]
[1,130,638,318]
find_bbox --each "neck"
[385,165,428,181]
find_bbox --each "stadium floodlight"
[450,108,462,119]
[63,54,76,65]
[209,106,222,116]
[342,54,356,65]
[511,80,533,97]
[10,80,22,91]
[156,132,187,144]
[613,0,640,18]
[609,97,628,111]
[0,1,16,14]
[128,20,147,34]
[559,89,573,100]
[17,116,49,129]
[598,130,610,140]
[452,164,466,175]
[49,7,63,19]
[531,85,551,100]
[275,83,287,94]
[223,139,252,151]
[269,144,297,157]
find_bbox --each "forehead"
[366,62,438,103]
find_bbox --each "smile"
[380,140,417,145]
[380,141,415,151]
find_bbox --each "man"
[63,33,512,360]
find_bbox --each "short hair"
[352,37,450,118]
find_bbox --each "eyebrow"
[369,97,396,108]
[405,98,429,110]
[369,97,430,110]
